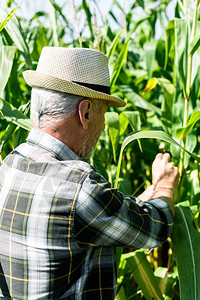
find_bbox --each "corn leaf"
[82,0,94,40]
[0,123,17,153]
[172,204,200,300]
[105,112,119,162]
[122,250,163,300]
[110,38,130,88]
[0,46,16,95]
[143,78,158,94]
[7,0,15,7]
[119,111,140,136]
[174,18,188,94]
[119,111,142,152]
[120,85,161,115]
[0,8,32,68]
[114,130,200,188]
[145,42,156,79]
[176,111,200,138]
[0,98,32,131]
[158,78,175,133]
[0,3,20,32]
[49,0,59,47]
[189,33,200,56]
[106,30,122,59]
[136,0,144,9]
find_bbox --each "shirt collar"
[26,128,80,161]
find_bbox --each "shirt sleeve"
[74,168,174,249]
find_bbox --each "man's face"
[80,101,108,158]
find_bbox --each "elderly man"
[0,47,178,299]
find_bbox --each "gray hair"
[31,87,106,128]
[31,88,85,127]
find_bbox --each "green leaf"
[189,33,200,56]
[49,0,59,47]
[122,250,163,300]
[174,18,188,94]
[7,0,15,7]
[0,46,16,95]
[82,0,94,40]
[157,78,175,133]
[119,111,140,136]
[113,0,124,13]
[114,130,200,188]
[49,0,69,26]
[0,8,32,68]
[0,98,33,131]
[0,3,20,33]
[154,267,176,297]
[144,42,156,79]
[119,112,129,136]
[136,0,144,9]
[110,38,130,88]
[172,205,200,300]
[105,112,119,162]
[176,111,200,138]
[0,123,16,153]
[106,30,122,59]
[120,86,161,115]
[143,78,158,94]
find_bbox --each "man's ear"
[78,99,92,130]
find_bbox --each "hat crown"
[36,47,110,87]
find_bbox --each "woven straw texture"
[23,47,126,107]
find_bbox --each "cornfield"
[1,0,200,299]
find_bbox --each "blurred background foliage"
[1,0,200,299]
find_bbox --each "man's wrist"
[153,188,174,215]
[153,186,174,200]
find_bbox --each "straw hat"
[23,47,126,107]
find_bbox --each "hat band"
[73,81,110,95]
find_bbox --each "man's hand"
[138,153,179,214]
[152,153,179,191]
[151,152,179,214]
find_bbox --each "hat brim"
[23,71,126,108]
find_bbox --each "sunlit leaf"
[144,42,156,79]
[0,98,32,131]
[157,78,175,133]
[142,78,158,94]
[0,3,20,32]
[110,38,130,87]
[0,46,16,95]
[0,123,16,153]
[105,112,119,162]
[136,0,144,9]
[114,130,200,188]
[176,111,200,138]
[82,0,94,40]
[189,33,200,56]
[172,203,200,300]
[154,267,176,297]
[174,18,188,94]
[106,30,122,59]
[49,0,59,47]
[120,86,161,115]
[0,8,32,68]
[122,250,163,300]
[119,111,140,135]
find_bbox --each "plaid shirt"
[0,129,173,299]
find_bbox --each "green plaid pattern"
[0,129,173,299]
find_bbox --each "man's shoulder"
[1,145,99,184]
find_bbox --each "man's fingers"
[155,153,163,160]
[168,161,175,169]
[163,152,171,162]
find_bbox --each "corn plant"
[1,0,200,299]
